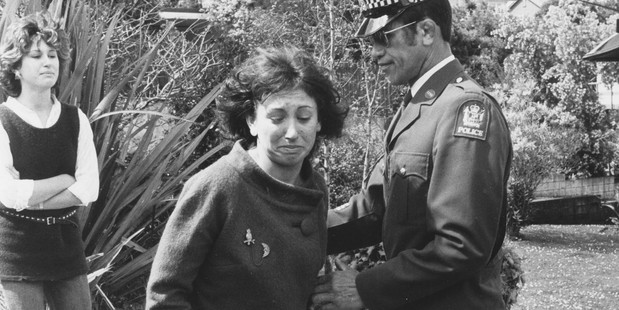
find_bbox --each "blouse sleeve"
[0,123,34,211]
[66,109,99,205]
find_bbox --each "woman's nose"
[42,55,53,65]
[284,121,299,139]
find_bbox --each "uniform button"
[456,77,463,83]
[300,218,316,236]
[400,167,406,174]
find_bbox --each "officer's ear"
[417,19,438,46]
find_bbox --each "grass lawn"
[506,224,619,310]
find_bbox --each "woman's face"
[16,39,59,92]
[247,88,321,172]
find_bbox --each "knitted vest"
[0,103,88,281]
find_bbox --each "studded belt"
[0,208,78,228]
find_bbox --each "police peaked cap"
[355,0,432,37]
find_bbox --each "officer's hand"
[312,258,364,310]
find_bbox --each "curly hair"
[217,46,348,146]
[0,11,70,97]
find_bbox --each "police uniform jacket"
[327,58,513,310]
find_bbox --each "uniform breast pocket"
[387,152,429,224]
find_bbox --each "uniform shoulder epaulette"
[452,75,484,93]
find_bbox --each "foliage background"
[0,0,618,309]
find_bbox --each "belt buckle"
[46,217,56,225]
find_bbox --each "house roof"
[584,33,619,62]
[508,0,546,11]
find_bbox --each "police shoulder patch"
[453,100,489,140]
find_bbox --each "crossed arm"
[4,164,82,210]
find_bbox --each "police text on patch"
[453,101,489,140]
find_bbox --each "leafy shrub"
[501,247,525,309]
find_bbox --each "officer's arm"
[326,158,385,254]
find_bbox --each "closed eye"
[269,116,284,123]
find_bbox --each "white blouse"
[0,96,99,211]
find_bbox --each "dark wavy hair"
[0,11,70,97]
[217,46,348,147]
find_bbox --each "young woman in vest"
[0,12,99,310]
[145,46,348,309]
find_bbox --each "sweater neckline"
[225,140,325,207]
[0,103,66,132]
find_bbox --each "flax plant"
[1,1,226,308]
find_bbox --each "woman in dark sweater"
[146,46,347,309]
[0,12,99,309]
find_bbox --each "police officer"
[312,0,513,309]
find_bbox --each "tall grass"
[1,1,227,308]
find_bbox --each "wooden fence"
[534,174,617,200]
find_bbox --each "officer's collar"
[409,58,466,104]
[409,55,455,99]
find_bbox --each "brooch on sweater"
[261,242,270,258]
[244,229,255,245]
[244,228,270,258]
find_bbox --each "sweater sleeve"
[146,171,223,309]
